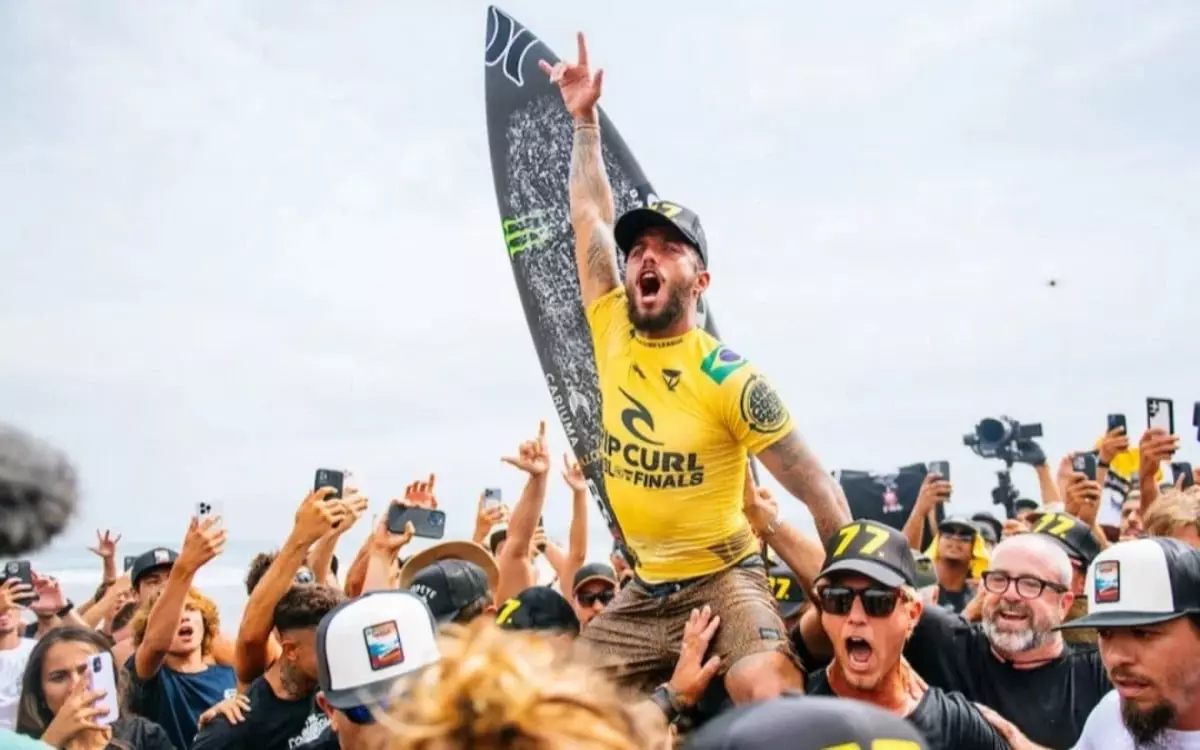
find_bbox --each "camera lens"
[431,514,444,527]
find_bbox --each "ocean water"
[20,539,274,626]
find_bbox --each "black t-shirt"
[904,605,1111,749]
[191,676,331,750]
[111,716,178,749]
[806,669,1009,750]
[933,585,973,614]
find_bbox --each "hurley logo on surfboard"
[485,7,540,88]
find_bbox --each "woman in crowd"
[14,626,175,749]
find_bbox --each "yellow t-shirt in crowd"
[586,287,794,583]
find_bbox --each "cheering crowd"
[4,24,1200,750]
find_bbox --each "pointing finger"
[576,31,588,67]
[537,420,547,441]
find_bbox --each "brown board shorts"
[577,555,798,694]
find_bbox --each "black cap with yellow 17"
[613,200,709,267]
[817,520,918,589]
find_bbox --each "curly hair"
[130,586,220,656]
[273,584,344,633]
[245,550,278,595]
[377,619,665,750]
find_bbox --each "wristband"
[1098,459,1111,469]
[573,121,599,131]
[56,601,74,618]
[761,514,781,538]
[649,683,684,725]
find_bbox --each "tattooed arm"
[569,122,620,306]
[757,430,852,545]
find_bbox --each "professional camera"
[963,416,1043,463]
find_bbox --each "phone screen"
[1147,398,1175,433]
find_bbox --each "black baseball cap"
[817,521,917,589]
[1015,497,1040,513]
[614,200,709,266]
[572,562,618,593]
[938,516,978,538]
[684,695,928,750]
[130,548,178,588]
[1060,538,1200,630]
[971,512,1002,544]
[405,559,492,624]
[1029,511,1102,566]
[767,561,805,618]
[496,586,580,635]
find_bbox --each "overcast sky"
[3,1,1198,559]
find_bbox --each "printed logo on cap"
[410,583,436,601]
[1095,560,1121,604]
[363,621,405,671]
[153,549,170,563]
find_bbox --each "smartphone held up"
[314,468,345,499]
[387,504,447,540]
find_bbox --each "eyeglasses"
[981,571,1068,599]
[941,530,975,542]
[577,590,615,607]
[816,586,902,617]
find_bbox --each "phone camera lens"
[431,515,444,526]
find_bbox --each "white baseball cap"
[316,590,441,710]
[1059,537,1200,630]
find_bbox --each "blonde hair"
[130,586,220,656]
[1143,488,1200,539]
[376,619,664,750]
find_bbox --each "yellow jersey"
[586,287,794,583]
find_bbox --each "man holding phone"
[0,576,37,730]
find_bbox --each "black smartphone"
[1193,402,1200,439]
[1073,453,1098,482]
[387,505,446,540]
[928,461,950,481]
[1,560,33,587]
[123,556,136,572]
[1147,398,1175,433]
[314,468,344,499]
[1107,413,1127,434]
[483,487,502,508]
[1172,462,1195,490]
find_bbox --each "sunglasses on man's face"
[817,586,902,618]
[577,589,615,607]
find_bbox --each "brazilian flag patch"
[700,345,747,385]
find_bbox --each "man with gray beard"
[900,533,1111,748]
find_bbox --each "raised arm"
[757,430,852,545]
[540,32,620,306]
[495,421,551,603]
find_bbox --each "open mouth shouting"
[635,269,662,304]
[176,622,196,642]
[844,635,875,672]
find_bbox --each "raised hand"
[403,474,439,510]
[87,529,121,560]
[1063,474,1102,525]
[198,692,251,727]
[293,487,358,545]
[177,515,227,575]
[501,421,551,476]
[369,505,415,559]
[916,472,952,510]
[538,32,604,121]
[39,683,109,747]
[0,577,35,613]
[562,454,588,492]
[473,494,509,542]
[1097,427,1130,465]
[29,573,66,616]
[1139,428,1180,472]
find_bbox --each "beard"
[625,278,689,333]
[981,600,1057,654]
[1121,696,1175,748]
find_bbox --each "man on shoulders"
[541,32,852,703]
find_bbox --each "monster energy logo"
[502,213,548,257]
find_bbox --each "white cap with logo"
[316,590,441,709]
[1059,537,1200,631]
